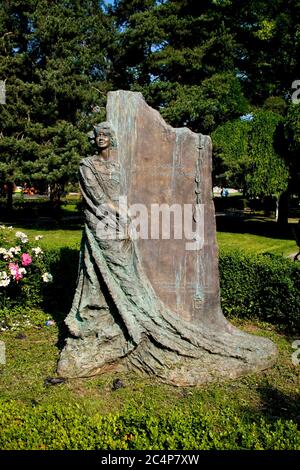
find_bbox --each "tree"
[284,104,300,199]
[0,0,113,210]
[1,0,298,215]
[109,0,300,132]
[214,0,300,104]
[211,117,250,192]
[109,0,249,134]
[212,110,289,221]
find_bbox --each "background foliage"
[1,0,300,216]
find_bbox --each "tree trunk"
[49,182,64,220]
[49,182,63,213]
[276,191,289,225]
[6,181,14,213]
[275,198,279,222]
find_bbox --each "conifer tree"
[0,0,113,209]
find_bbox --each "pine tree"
[109,0,249,134]
[0,0,113,209]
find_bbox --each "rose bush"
[0,226,53,312]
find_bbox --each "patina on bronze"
[58,91,277,386]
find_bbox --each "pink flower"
[8,262,19,276]
[21,253,32,267]
[8,262,23,282]
[15,271,23,281]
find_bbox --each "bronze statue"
[58,92,277,385]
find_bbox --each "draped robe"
[58,155,277,385]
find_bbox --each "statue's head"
[88,122,117,150]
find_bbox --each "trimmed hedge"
[1,248,299,332]
[219,251,300,331]
[0,198,57,220]
[0,400,299,450]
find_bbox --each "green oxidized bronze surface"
[58,91,277,385]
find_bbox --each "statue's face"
[95,131,111,150]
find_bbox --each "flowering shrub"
[0,226,53,311]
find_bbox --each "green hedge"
[0,197,83,221]
[0,400,299,450]
[219,251,300,331]
[0,197,57,219]
[1,248,299,332]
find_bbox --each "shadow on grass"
[216,215,296,242]
[42,247,79,351]
[1,217,84,232]
[0,198,83,231]
[242,383,300,425]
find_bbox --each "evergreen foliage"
[0,0,113,204]
[0,0,299,211]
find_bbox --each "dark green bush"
[35,248,300,332]
[214,195,249,212]
[220,251,300,331]
[0,400,299,450]
[0,197,80,221]
[214,196,278,214]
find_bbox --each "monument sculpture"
[57,91,277,385]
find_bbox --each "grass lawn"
[217,231,296,256]
[0,318,299,423]
[1,196,298,255]
[7,220,297,257]
[0,214,299,449]
[12,226,82,250]
[1,194,298,255]
[216,215,298,257]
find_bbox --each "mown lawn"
[0,318,299,422]
[217,231,296,256]
[8,222,297,257]
[12,226,82,250]
[0,216,299,449]
[216,215,298,257]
